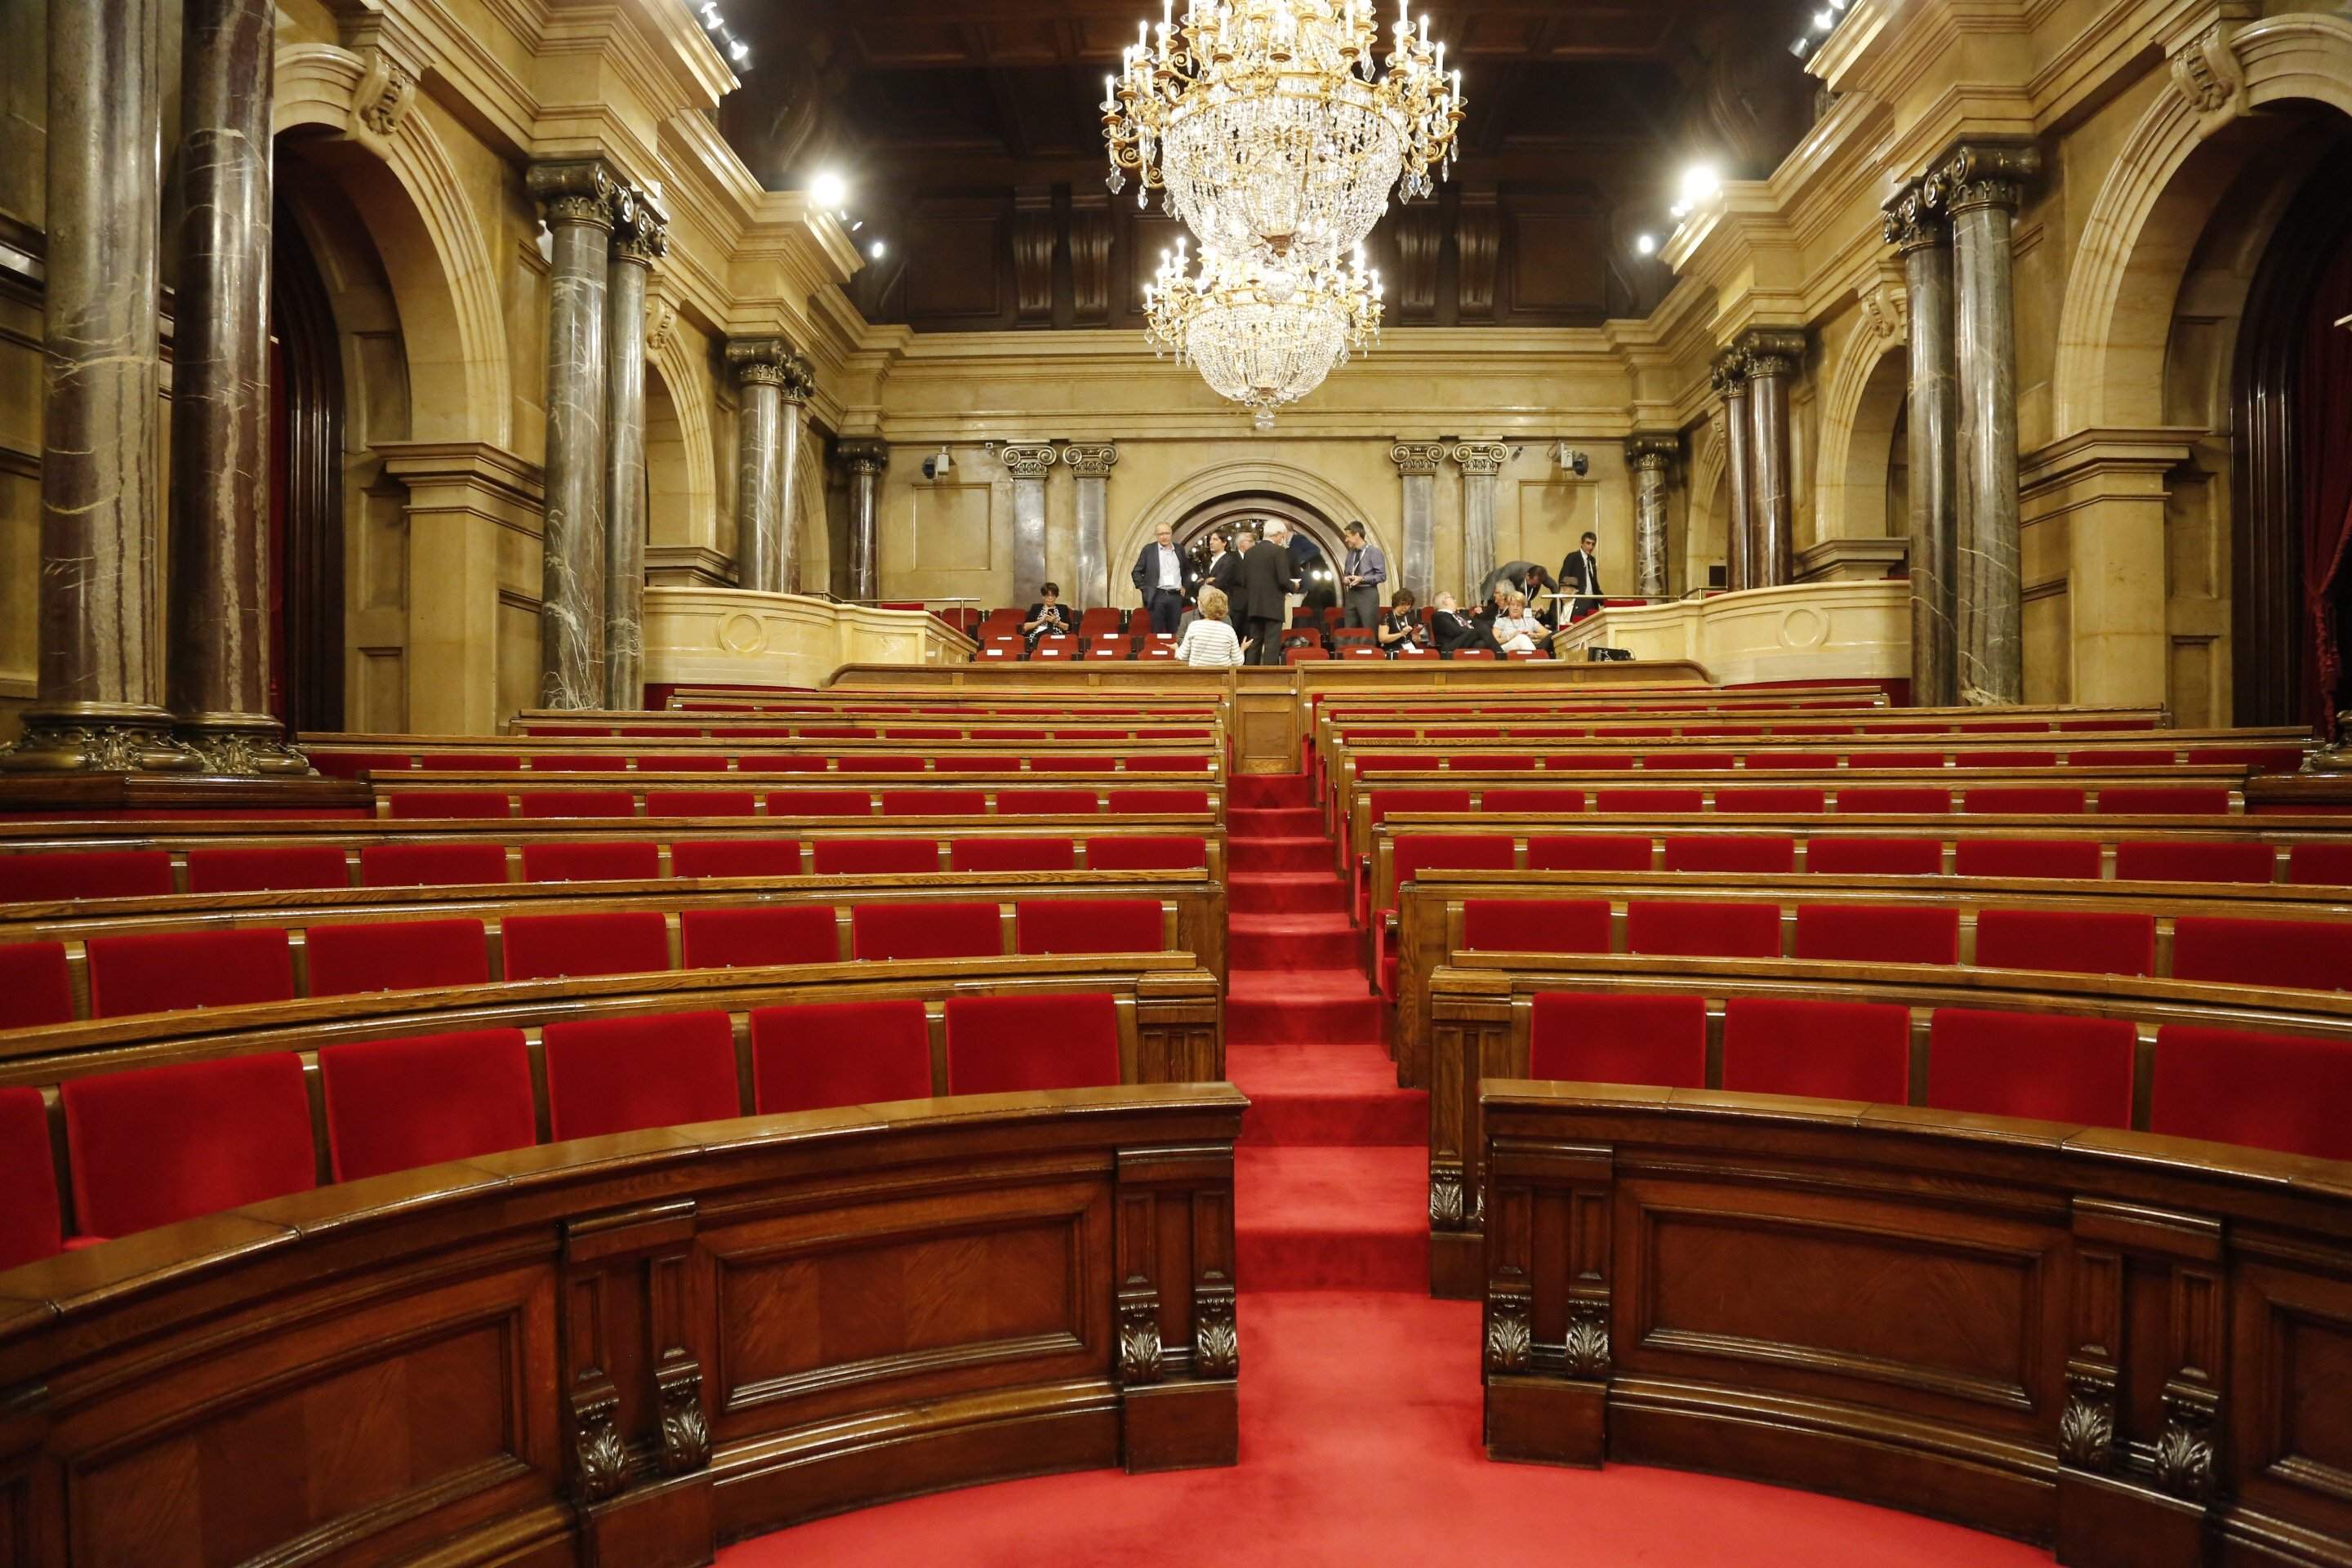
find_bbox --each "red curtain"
[2299,235,2352,733]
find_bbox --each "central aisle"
[721,771,2049,1566]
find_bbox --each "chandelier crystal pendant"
[1103,0,1464,265]
[1145,238,1385,430]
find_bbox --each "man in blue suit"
[1339,522,1388,629]
[1133,523,1192,637]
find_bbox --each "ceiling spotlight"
[1677,163,1721,207]
[1789,34,1813,57]
[868,240,887,261]
[810,171,849,208]
[699,2,719,23]
[1635,233,1657,256]
[728,38,751,64]
[1813,8,1835,29]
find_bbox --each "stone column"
[999,444,1058,604]
[840,439,889,603]
[526,159,617,710]
[726,337,793,595]
[1450,442,1511,601]
[1625,435,1677,600]
[1742,329,1806,590]
[1945,142,2039,706]
[1886,180,1960,706]
[1714,354,1755,594]
[1390,442,1445,604]
[776,354,814,595]
[1064,444,1118,610]
[163,0,306,773]
[602,188,666,710]
[4,0,194,771]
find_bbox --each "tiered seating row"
[368,783,1219,821]
[312,747,1223,777]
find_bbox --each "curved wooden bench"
[1425,955,2352,1298]
[0,1085,1244,1564]
[360,778,1226,824]
[1479,1080,2352,1566]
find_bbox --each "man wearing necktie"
[1132,523,1192,637]
[1340,521,1387,630]
[1559,531,1605,621]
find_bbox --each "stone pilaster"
[1885,178,1961,707]
[1625,434,1678,601]
[1740,329,1806,590]
[727,337,795,595]
[1713,353,1755,595]
[1450,442,1511,602]
[840,439,889,603]
[1942,140,2040,706]
[1064,444,1118,610]
[527,158,618,710]
[999,443,1059,605]
[4,0,195,772]
[776,354,814,595]
[1390,442,1445,605]
[603,186,666,710]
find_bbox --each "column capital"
[610,185,670,268]
[1881,175,1950,255]
[1624,434,1678,475]
[779,354,816,405]
[1062,443,1118,477]
[1448,441,1512,478]
[997,443,1058,479]
[527,158,621,230]
[840,438,889,475]
[1710,347,1750,395]
[1390,441,1446,475]
[725,336,798,390]
[1936,140,2042,216]
[1738,329,1808,382]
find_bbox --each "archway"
[270,198,346,733]
[1118,460,1388,590]
[1816,337,1909,543]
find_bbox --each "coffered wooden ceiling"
[717,0,1815,331]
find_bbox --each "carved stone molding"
[1450,441,1512,478]
[1880,174,1950,256]
[1562,1302,1611,1380]
[1118,1293,1165,1385]
[779,354,816,406]
[1390,441,1446,476]
[1739,328,1808,382]
[1936,141,2042,217]
[329,1,426,148]
[1485,1289,1533,1374]
[998,443,1058,479]
[2163,3,2256,132]
[1857,265,1910,345]
[527,159,620,231]
[1625,433,1678,476]
[1711,348,1750,395]
[1193,1288,1239,1379]
[610,185,670,270]
[175,714,314,777]
[1062,443,1117,477]
[644,293,679,356]
[725,336,796,389]
[350,53,416,141]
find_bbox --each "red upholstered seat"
[813,838,939,875]
[888,728,959,740]
[1806,836,1942,875]
[0,941,74,1028]
[2113,840,2274,884]
[1716,787,1826,815]
[311,750,409,778]
[1926,1008,2136,1126]
[1593,725,1669,738]
[186,844,350,894]
[955,838,1077,872]
[1836,786,1952,814]
[64,1054,315,1236]
[1460,899,1610,954]
[1977,907,2154,976]
[679,905,838,969]
[945,992,1122,1094]
[1394,834,1516,887]
[845,755,928,773]
[884,789,986,817]
[751,1000,934,1113]
[1529,991,1707,1089]
[1849,751,1945,768]
[1795,902,1958,964]
[2069,748,2174,768]
[521,840,662,883]
[1526,835,1652,872]
[2099,786,2232,816]
[1480,788,1584,816]
[1544,754,1634,770]
[1628,900,1780,958]
[1652,751,1736,771]
[1744,751,1827,770]
[1000,789,1099,815]
[1127,755,1213,772]
[519,791,637,819]
[0,1086,62,1269]
[1087,835,1208,871]
[306,918,489,996]
[770,790,874,817]
[2149,1026,2352,1160]
[670,838,803,878]
[319,1030,537,1182]
[938,755,1018,773]
[0,849,175,902]
[737,755,830,773]
[637,755,729,773]
[1447,649,1496,661]
[648,791,760,817]
[529,753,628,771]
[1661,835,1796,874]
[1956,750,2057,768]
[501,911,670,981]
[1464,755,1540,770]
[1722,996,1910,1102]
[851,901,1001,960]
[1016,898,1162,955]
[2172,916,2352,992]
[1370,788,1471,825]
[1110,789,1209,813]
[387,790,510,820]
[544,1010,742,1140]
[796,726,875,739]
[1595,788,1704,813]
[1036,756,1117,772]
[1965,786,2087,815]
[1953,839,2102,880]
[2290,842,2352,886]
[359,841,510,888]
[422,752,519,771]
[84,927,294,1018]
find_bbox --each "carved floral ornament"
[350,51,416,141]
[1882,140,2041,247]
[997,443,1058,479]
[1389,441,1448,476]
[2169,19,2250,128]
[1624,434,1678,476]
[1449,441,1512,478]
[527,158,620,229]
[1062,443,1119,477]
[725,336,797,390]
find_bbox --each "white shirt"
[1174,618,1245,667]
[1156,546,1182,591]
[1494,612,1545,654]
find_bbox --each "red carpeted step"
[1228,806,1325,839]
[1227,969,1383,1045]
[1227,836,1332,875]
[1228,773,1316,810]
[1236,1146,1426,1290]
[1229,912,1357,971]
[1227,872,1349,918]
[1229,1045,1424,1146]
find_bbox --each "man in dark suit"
[1133,523,1192,637]
[1237,521,1302,665]
[1429,592,1501,657]
[1201,528,1242,598]
[1558,531,1605,621]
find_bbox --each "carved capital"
[1192,1288,1239,1379]
[1738,329,1807,382]
[780,354,817,405]
[1563,1301,1611,1380]
[569,1379,630,1503]
[1429,1168,1468,1232]
[1880,175,1949,255]
[1062,443,1118,478]
[1390,441,1447,476]
[2058,1372,2117,1472]
[1710,348,1750,398]
[528,159,621,230]
[2154,1388,2217,1503]
[1624,434,1678,477]
[1118,1292,1165,1385]
[1936,141,2041,217]
[726,336,796,390]
[1485,1289,1533,1374]
[610,185,670,268]
[1450,440,1512,478]
[656,1362,710,1475]
[840,437,889,477]
[998,443,1058,479]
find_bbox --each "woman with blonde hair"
[1491,590,1548,656]
[1176,585,1245,667]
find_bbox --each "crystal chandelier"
[1103,0,1464,265]
[1145,237,1384,430]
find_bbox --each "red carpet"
[718,769,2053,1566]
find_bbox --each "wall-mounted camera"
[920,445,954,481]
[1553,443,1590,478]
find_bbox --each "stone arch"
[1685,418,1729,592]
[275,44,511,446]
[2051,13,2352,434]
[1815,327,1909,541]
[644,348,718,557]
[1118,460,1389,582]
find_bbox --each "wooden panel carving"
[1070,193,1113,326]
[1457,189,1500,321]
[1013,185,1056,324]
[1395,203,1443,324]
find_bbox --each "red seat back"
[0,849,175,902]
[1459,899,1610,954]
[1127,755,1212,773]
[521,840,661,883]
[1526,835,1652,872]
[670,838,803,878]
[1925,1009,2135,1126]
[1036,756,1117,773]
[954,838,1078,873]
[1836,786,1951,814]
[185,844,350,894]
[84,927,295,1018]
[2149,1026,2352,1160]
[1626,901,1780,959]
[648,791,760,817]
[1651,751,1735,771]
[1544,753,1633,771]
[638,755,729,773]
[850,902,1001,960]
[307,918,489,996]
[0,942,74,1029]
[1393,834,1516,889]
[1953,839,2102,880]
[770,790,873,816]
[1794,902,1958,964]
[883,789,985,817]
[1956,750,2056,768]
[1716,788,1826,815]
[737,755,830,773]
[1976,907,2154,977]
[812,838,939,875]
[1370,788,1472,826]
[2172,916,2352,993]
[679,906,839,969]
[2099,786,2231,817]
[64,1054,315,1236]
[359,841,510,887]
[1595,788,1704,813]
[529,753,627,772]
[1661,835,1795,874]
[1806,836,1940,875]
[519,791,637,819]
[945,993,1122,1094]
[1111,789,1209,813]
[387,790,510,820]
[545,1010,742,1140]
[1015,898,1162,956]
[320,1030,537,1181]
[937,755,1016,773]
[501,911,670,981]
[1480,788,1584,816]
[1964,786,2087,815]
[751,1000,935,1113]
[2289,842,2352,886]
[1722,997,1909,1102]
[844,755,927,773]
[1529,991,1706,1089]
[0,1086,63,1268]
[999,789,1099,815]
[1087,835,1207,871]
[2112,840,2274,884]
[423,752,519,771]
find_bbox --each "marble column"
[164,0,306,773]
[776,354,814,595]
[840,439,889,603]
[999,443,1058,604]
[1390,442,1445,604]
[1064,444,1118,610]
[527,159,617,710]
[1945,142,2040,706]
[1886,180,1960,707]
[1714,354,1755,595]
[1742,329,1806,590]
[3,0,194,771]
[1451,442,1510,601]
[726,337,793,595]
[602,188,666,710]
[1626,435,1678,600]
